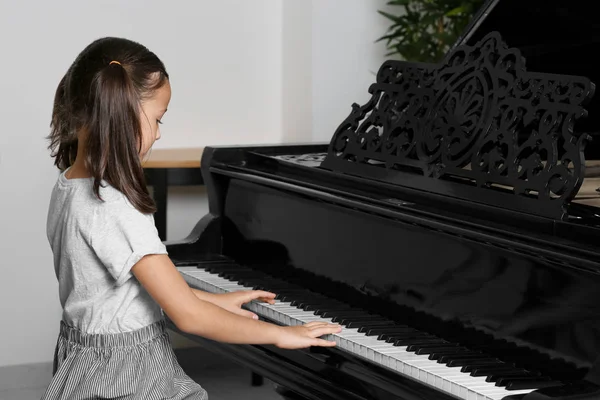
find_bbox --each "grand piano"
[164,0,600,399]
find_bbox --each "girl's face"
[139,79,171,159]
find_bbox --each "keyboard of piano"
[177,262,562,400]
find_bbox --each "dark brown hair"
[48,37,169,214]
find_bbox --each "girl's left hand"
[212,290,276,319]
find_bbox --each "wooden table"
[142,148,205,241]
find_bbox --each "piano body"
[164,1,600,399]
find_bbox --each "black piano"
[164,1,600,399]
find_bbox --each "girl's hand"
[211,290,276,319]
[274,322,342,349]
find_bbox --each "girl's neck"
[65,160,91,179]
[65,139,92,179]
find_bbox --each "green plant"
[377,0,485,63]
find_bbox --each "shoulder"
[91,183,156,237]
[88,184,166,287]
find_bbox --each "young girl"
[42,37,341,400]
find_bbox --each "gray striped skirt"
[40,319,207,400]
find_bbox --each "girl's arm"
[132,254,341,348]
[190,288,276,320]
[190,288,215,302]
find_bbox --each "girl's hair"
[48,37,169,214]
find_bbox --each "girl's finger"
[304,321,331,327]
[309,325,342,337]
[306,321,338,329]
[243,290,276,302]
[237,309,258,319]
[311,338,336,347]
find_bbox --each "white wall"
[0,0,394,368]
[281,1,313,143]
[311,0,395,142]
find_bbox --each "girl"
[42,37,341,400]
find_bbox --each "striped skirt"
[40,319,207,400]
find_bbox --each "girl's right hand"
[274,321,342,349]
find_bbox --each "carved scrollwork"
[321,31,595,219]
[273,153,327,168]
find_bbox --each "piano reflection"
[163,0,600,399]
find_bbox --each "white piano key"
[178,265,541,400]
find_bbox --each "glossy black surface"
[165,145,600,400]
[455,0,600,160]
[219,174,600,376]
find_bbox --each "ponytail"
[86,62,156,214]
[47,37,168,215]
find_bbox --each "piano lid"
[454,0,600,159]
[319,26,596,221]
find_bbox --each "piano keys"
[176,263,554,400]
[163,0,600,399]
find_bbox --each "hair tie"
[109,60,121,66]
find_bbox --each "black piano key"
[406,342,458,351]
[338,316,384,325]
[290,297,331,307]
[237,276,279,284]
[364,326,413,336]
[486,368,550,386]
[271,285,306,292]
[345,319,395,329]
[327,311,373,320]
[298,302,332,310]
[305,303,348,312]
[204,265,246,273]
[347,319,395,327]
[444,356,497,367]
[505,379,562,391]
[293,297,338,305]
[467,365,521,376]
[253,282,292,291]
[358,324,409,333]
[460,357,514,370]
[289,298,324,307]
[314,307,361,315]
[383,332,434,342]
[292,298,335,308]
[218,272,250,280]
[254,284,284,291]
[414,346,467,355]
[430,351,496,362]
[219,270,257,277]
[460,360,515,372]
[487,371,540,383]
[437,352,487,362]
[276,294,306,302]
[208,265,248,272]
[393,338,444,346]
[470,341,519,355]
[495,376,551,387]
[272,288,307,295]
[276,286,306,296]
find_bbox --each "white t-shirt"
[46,168,167,334]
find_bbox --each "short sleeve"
[91,200,168,286]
